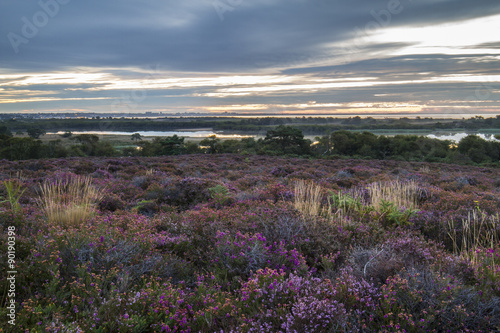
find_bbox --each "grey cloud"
[0,0,499,114]
[1,0,499,72]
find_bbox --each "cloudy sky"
[1,0,499,117]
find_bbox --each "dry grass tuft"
[368,180,419,210]
[39,176,102,227]
[448,210,499,265]
[294,180,322,218]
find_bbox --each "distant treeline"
[1,115,500,135]
[0,125,499,166]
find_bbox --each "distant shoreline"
[1,112,499,120]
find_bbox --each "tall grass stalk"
[294,180,322,218]
[448,210,499,265]
[368,180,419,210]
[1,180,26,216]
[39,176,102,227]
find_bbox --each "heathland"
[0,154,499,332]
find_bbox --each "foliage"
[130,132,142,141]
[0,180,26,217]
[0,122,499,166]
[0,154,498,332]
[27,127,46,139]
[208,184,232,207]
[376,199,419,228]
[263,125,311,155]
[199,135,219,154]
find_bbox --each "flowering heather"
[0,154,499,332]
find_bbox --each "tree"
[458,135,490,163]
[0,126,12,137]
[0,137,42,160]
[27,127,46,139]
[131,133,143,142]
[60,131,72,138]
[157,135,185,155]
[71,134,116,156]
[200,135,220,154]
[330,130,357,155]
[264,125,310,155]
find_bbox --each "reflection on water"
[49,130,499,142]
[50,130,253,139]
[426,133,499,142]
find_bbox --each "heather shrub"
[332,269,381,330]
[239,269,347,332]
[347,246,403,285]
[132,175,152,189]
[98,193,126,212]
[3,155,500,332]
[377,268,500,331]
[259,183,293,202]
[271,166,294,177]
[336,169,353,179]
[161,177,215,210]
[258,213,306,245]
[212,231,308,285]
[347,235,438,285]
[285,170,316,180]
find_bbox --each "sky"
[0,0,500,117]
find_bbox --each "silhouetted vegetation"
[1,115,500,134]
[0,124,499,166]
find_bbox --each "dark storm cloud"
[1,0,499,72]
[0,0,499,115]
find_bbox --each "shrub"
[162,177,215,210]
[377,268,500,331]
[98,193,126,212]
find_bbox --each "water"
[49,130,253,139]
[49,130,499,142]
[426,133,499,142]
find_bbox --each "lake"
[49,130,499,142]
[49,130,253,139]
